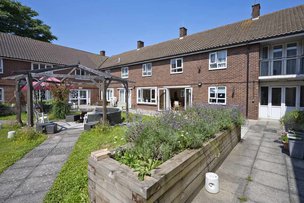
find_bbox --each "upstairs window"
[170,58,183,73]
[208,86,226,105]
[272,45,283,75]
[0,88,3,102]
[0,58,3,74]
[121,67,128,78]
[142,63,152,76]
[286,43,297,74]
[137,87,156,104]
[209,50,227,70]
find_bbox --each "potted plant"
[287,133,304,159]
[280,133,289,150]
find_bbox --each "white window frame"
[0,88,3,102]
[209,50,227,70]
[106,88,114,102]
[142,63,152,77]
[0,58,3,74]
[137,87,157,105]
[170,58,183,74]
[208,86,227,105]
[121,67,129,78]
[31,63,53,70]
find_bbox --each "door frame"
[158,88,169,111]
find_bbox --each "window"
[32,63,53,70]
[142,63,152,76]
[271,88,281,106]
[0,88,3,102]
[260,47,269,76]
[0,58,3,74]
[286,43,297,74]
[260,87,268,105]
[272,45,283,75]
[285,87,296,107]
[137,87,156,104]
[209,50,227,70]
[170,58,183,73]
[106,88,114,102]
[301,86,304,107]
[208,86,226,105]
[75,69,86,76]
[121,67,128,78]
[301,58,304,74]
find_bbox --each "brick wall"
[107,44,260,119]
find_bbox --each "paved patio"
[192,120,304,203]
[0,122,83,203]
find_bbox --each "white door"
[270,87,282,119]
[184,88,192,110]
[119,89,131,108]
[259,87,269,118]
[158,88,168,111]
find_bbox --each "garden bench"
[36,122,57,134]
[65,114,81,122]
[84,121,99,131]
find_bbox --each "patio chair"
[34,110,49,124]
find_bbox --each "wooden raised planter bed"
[88,126,241,203]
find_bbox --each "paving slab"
[192,120,304,203]
[0,122,83,203]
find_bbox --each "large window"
[137,87,156,104]
[0,58,3,74]
[170,58,183,73]
[208,86,226,105]
[209,50,227,70]
[260,87,269,105]
[0,88,3,102]
[286,43,297,74]
[272,45,283,75]
[142,63,152,76]
[121,67,128,78]
[301,86,304,107]
[106,88,114,102]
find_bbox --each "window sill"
[170,71,183,75]
[142,75,152,77]
[208,67,227,71]
[208,102,226,105]
[137,102,157,106]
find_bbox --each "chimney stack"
[137,40,144,49]
[252,4,261,20]
[179,27,187,38]
[100,50,106,56]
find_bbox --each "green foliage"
[44,124,126,203]
[246,176,253,182]
[0,0,57,42]
[280,110,304,130]
[117,105,244,180]
[280,133,288,143]
[0,103,15,116]
[50,84,71,119]
[238,196,248,202]
[0,124,46,173]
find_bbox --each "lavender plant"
[115,105,244,180]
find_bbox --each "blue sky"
[19,0,304,56]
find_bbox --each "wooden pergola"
[4,64,133,126]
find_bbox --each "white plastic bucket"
[7,131,16,139]
[205,172,219,193]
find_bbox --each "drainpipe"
[246,44,250,118]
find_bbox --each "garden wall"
[88,126,241,203]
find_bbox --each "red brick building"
[1,4,304,120]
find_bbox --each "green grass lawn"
[44,124,127,203]
[0,112,27,121]
[0,124,46,174]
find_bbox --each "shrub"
[15,126,44,141]
[52,101,70,119]
[280,110,304,131]
[116,105,244,180]
[50,83,71,119]
[0,103,15,116]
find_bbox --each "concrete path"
[0,122,83,203]
[192,120,304,203]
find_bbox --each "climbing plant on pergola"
[4,64,133,126]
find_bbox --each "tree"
[0,0,57,42]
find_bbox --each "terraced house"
[0,4,304,120]
[99,4,304,120]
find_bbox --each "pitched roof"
[100,5,304,68]
[0,32,107,68]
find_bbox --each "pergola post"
[15,79,23,125]
[102,80,107,124]
[25,73,34,127]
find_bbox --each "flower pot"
[288,134,304,159]
[283,142,289,150]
